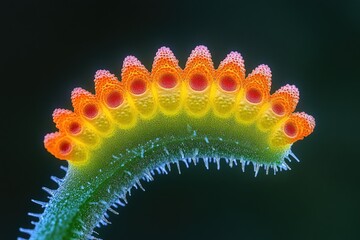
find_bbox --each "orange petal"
[151,47,183,115]
[94,70,125,109]
[121,56,151,95]
[121,56,156,118]
[270,84,299,115]
[270,112,316,146]
[183,45,214,117]
[71,87,112,133]
[212,51,245,117]
[44,132,87,162]
[216,51,245,92]
[244,64,272,104]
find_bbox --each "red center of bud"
[246,88,262,103]
[272,103,285,116]
[130,79,147,95]
[59,140,72,155]
[190,74,208,91]
[106,91,123,108]
[69,122,81,134]
[220,76,237,92]
[284,122,297,137]
[159,73,177,89]
[83,103,98,119]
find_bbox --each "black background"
[2,0,359,239]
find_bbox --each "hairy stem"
[29,114,288,239]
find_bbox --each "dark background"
[2,0,359,239]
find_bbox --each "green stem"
[27,114,289,239]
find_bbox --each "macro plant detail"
[20,45,315,240]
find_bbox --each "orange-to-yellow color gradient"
[44,45,315,164]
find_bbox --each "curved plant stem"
[27,114,290,239]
